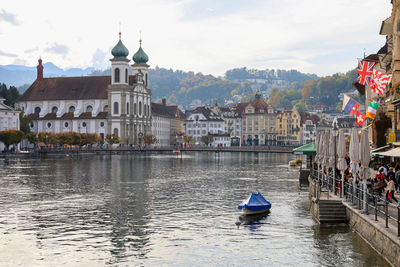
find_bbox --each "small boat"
[238,192,271,215]
[173,149,180,155]
[288,160,296,167]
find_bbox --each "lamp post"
[332,117,338,196]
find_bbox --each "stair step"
[319,212,347,216]
[319,214,347,219]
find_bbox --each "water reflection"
[0,152,391,266]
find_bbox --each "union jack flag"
[357,60,375,86]
[370,69,391,95]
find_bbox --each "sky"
[0,0,392,77]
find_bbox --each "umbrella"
[349,128,360,176]
[359,129,370,182]
[359,129,370,212]
[323,131,330,170]
[329,130,335,169]
[337,129,346,172]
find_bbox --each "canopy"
[349,128,360,175]
[238,192,271,211]
[293,142,316,155]
[359,129,370,181]
[379,147,400,157]
[329,130,335,169]
[337,129,346,171]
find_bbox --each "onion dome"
[132,40,149,64]
[111,32,129,59]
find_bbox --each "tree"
[143,134,157,146]
[80,133,101,146]
[182,135,193,144]
[201,135,214,146]
[38,132,58,145]
[19,111,32,134]
[105,134,119,145]
[0,129,24,150]
[25,132,38,147]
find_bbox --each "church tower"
[108,32,130,144]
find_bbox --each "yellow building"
[276,109,301,146]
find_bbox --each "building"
[299,111,319,144]
[276,109,301,146]
[211,133,231,147]
[185,106,224,143]
[212,105,242,146]
[151,98,185,146]
[0,98,20,151]
[16,33,152,145]
[235,92,277,146]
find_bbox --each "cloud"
[91,48,109,70]
[0,9,20,25]
[0,50,17,57]
[45,43,69,57]
[24,47,38,54]
[12,58,28,65]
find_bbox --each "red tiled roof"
[17,76,137,102]
[234,102,249,115]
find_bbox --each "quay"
[308,169,400,267]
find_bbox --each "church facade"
[16,34,152,145]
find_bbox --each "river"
[0,152,390,266]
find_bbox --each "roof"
[299,111,320,124]
[0,99,17,112]
[234,102,249,115]
[17,75,138,102]
[189,106,223,121]
[293,142,316,155]
[151,103,185,119]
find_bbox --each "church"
[16,33,152,145]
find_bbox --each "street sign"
[388,133,396,144]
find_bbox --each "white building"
[0,98,20,151]
[185,106,224,143]
[16,33,152,145]
[211,133,231,147]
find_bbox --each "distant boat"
[288,160,296,166]
[173,149,180,155]
[238,192,271,215]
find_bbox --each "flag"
[370,69,391,95]
[366,99,379,119]
[342,94,360,116]
[355,111,366,126]
[357,60,375,85]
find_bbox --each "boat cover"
[238,192,271,211]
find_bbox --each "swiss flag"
[355,111,366,126]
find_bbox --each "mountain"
[0,63,95,87]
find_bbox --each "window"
[134,103,137,115]
[64,122,69,128]
[103,105,108,112]
[125,69,128,83]
[86,105,93,112]
[114,102,119,114]
[47,122,52,128]
[69,106,75,113]
[30,122,34,128]
[144,104,147,116]
[34,107,41,114]
[82,122,87,127]
[114,68,120,83]
[113,128,119,136]
[51,106,58,113]
[139,102,142,115]
[100,121,105,127]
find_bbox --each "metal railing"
[310,166,400,236]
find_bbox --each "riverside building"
[16,33,152,145]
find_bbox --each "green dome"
[132,43,149,64]
[111,35,129,59]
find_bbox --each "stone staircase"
[318,199,348,224]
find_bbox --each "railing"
[310,167,400,236]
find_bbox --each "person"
[387,167,395,182]
[386,175,398,203]
[375,167,385,181]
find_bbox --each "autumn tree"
[38,132,58,145]
[182,135,193,144]
[80,133,101,146]
[143,134,157,146]
[19,111,32,134]
[105,134,119,145]
[25,132,38,147]
[201,135,214,146]
[0,129,24,150]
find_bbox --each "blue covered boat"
[238,192,271,215]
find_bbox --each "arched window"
[126,102,129,114]
[51,106,58,113]
[113,102,119,114]
[69,106,75,113]
[114,68,120,83]
[145,73,148,86]
[139,102,142,115]
[113,128,119,137]
[134,103,137,115]
[34,107,41,114]
[147,105,149,116]
[144,104,147,116]
[103,105,108,112]
[125,69,128,83]
[86,105,93,112]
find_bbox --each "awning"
[380,16,392,35]
[371,144,391,156]
[293,142,316,155]
[379,147,400,157]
